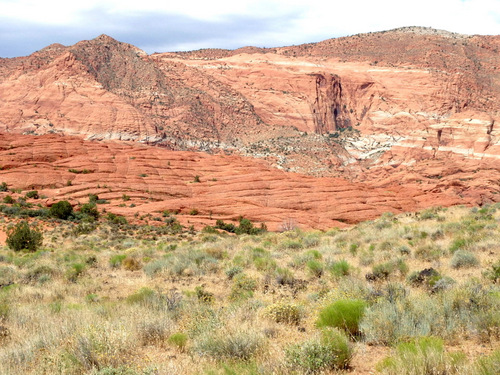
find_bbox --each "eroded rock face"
[0,27,499,228]
[0,133,472,230]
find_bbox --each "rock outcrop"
[0,27,499,228]
[0,133,472,230]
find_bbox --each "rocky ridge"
[0,28,499,228]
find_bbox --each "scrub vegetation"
[0,204,498,374]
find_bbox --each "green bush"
[107,213,128,225]
[474,350,500,375]
[6,221,43,252]
[110,254,127,268]
[285,328,352,373]
[316,299,367,337]
[79,203,100,221]
[168,332,188,351]
[329,259,351,278]
[49,200,73,220]
[0,182,8,192]
[3,195,14,204]
[24,265,57,284]
[25,190,39,199]
[306,259,324,278]
[126,287,155,305]
[376,337,467,375]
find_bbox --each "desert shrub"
[25,190,39,199]
[225,266,243,280]
[195,286,215,304]
[122,257,141,271]
[303,234,320,248]
[285,328,352,373]
[449,237,469,253]
[89,367,151,375]
[483,260,500,283]
[214,218,266,235]
[253,255,276,272]
[66,263,85,282]
[6,221,43,252]
[0,293,9,321]
[215,219,236,233]
[306,259,324,278]
[329,259,351,278]
[407,268,440,287]
[316,299,367,337]
[127,287,155,305]
[429,276,456,293]
[136,318,172,346]
[230,274,257,301]
[79,203,100,221]
[279,239,303,250]
[376,336,467,375]
[474,350,500,375]
[110,254,127,268]
[0,182,8,192]
[367,259,408,281]
[0,266,16,286]
[49,200,73,219]
[263,302,303,325]
[72,222,98,236]
[361,282,500,344]
[107,213,128,225]
[367,261,395,281]
[24,265,57,284]
[3,195,14,204]
[235,218,266,235]
[203,361,260,375]
[450,250,479,269]
[275,267,296,286]
[414,244,444,260]
[168,332,188,351]
[193,329,264,360]
[143,259,167,277]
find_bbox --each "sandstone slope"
[0,133,471,230]
[0,27,499,228]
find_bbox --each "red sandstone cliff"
[0,27,499,228]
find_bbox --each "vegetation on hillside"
[0,203,498,374]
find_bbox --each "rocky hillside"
[0,27,499,228]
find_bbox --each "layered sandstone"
[0,133,472,230]
[0,27,499,228]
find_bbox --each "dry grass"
[0,204,498,374]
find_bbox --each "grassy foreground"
[0,205,498,374]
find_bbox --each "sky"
[1,0,499,58]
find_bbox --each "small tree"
[50,200,73,220]
[6,221,43,252]
[79,203,99,221]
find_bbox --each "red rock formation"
[0,27,499,228]
[0,133,472,230]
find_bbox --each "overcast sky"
[1,0,499,58]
